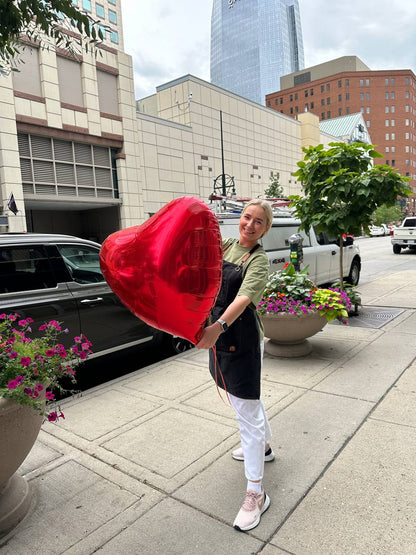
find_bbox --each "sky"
[121,0,416,101]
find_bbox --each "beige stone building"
[0,3,337,241]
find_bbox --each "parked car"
[369,224,389,236]
[391,217,416,253]
[217,214,361,285]
[0,233,188,357]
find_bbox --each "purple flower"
[20,356,31,367]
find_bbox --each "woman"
[196,199,274,532]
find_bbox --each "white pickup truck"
[391,217,416,254]
[217,214,361,285]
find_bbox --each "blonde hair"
[242,199,273,234]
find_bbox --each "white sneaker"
[232,446,275,462]
[233,489,270,531]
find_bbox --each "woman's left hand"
[195,323,222,349]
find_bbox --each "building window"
[96,3,105,17]
[366,120,370,127]
[304,90,308,97]
[310,89,314,96]
[310,101,314,109]
[391,146,395,152]
[108,9,117,24]
[366,106,370,114]
[295,106,299,113]
[290,107,293,114]
[391,105,395,113]
[82,0,91,11]
[345,92,349,100]
[405,105,410,112]
[385,78,389,86]
[326,97,330,105]
[321,113,325,119]
[405,91,410,98]
[338,108,342,116]
[290,94,293,101]
[405,132,410,139]
[346,107,350,114]
[327,111,331,118]
[385,106,389,113]
[366,79,370,86]
[304,103,308,111]
[12,45,42,97]
[366,92,370,100]
[108,0,116,4]
[338,94,342,102]
[391,78,395,86]
[321,98,325,106]
[405,77,410,85]
[280,97,283,104]
[110,30,119,43]
[57,56,83,106]
[391,91,395,99]
[391,133,395,140]
[391,119,395,126]
[267,100,271,107]
[385,92,389,99]
[360,93,364,100]
[406,146,410,153]
[386,147,390,153]
[360,79,364,86]
[295,92,298,100]
[320,85,324,93]
[345,79,349,87]
[392,160,395,167]
[97,69,119,115]
[360,107,364,113]
[385,133,390,140]
[405,119,410,126]
[326,83,330,91]
[274,98,278,105]
[385,120,389,126]
[338,80,342,88]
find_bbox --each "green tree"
[264,172,284,198]
[290,142,412,289]
[371,203,404,225]
[0,0,104,75]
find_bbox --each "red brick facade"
[266,69,416,202]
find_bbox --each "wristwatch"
[216,318,228,332]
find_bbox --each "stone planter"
[0,398,43,537]
[261,310,328,357]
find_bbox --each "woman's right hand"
[195,323,222,349]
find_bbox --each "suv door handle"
[80,297,103,304]
[331,250,336,255]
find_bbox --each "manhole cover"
[331,306,404,329]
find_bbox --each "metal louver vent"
[22,183,34,194]
[76,165,94,186]
[58,186,76,196]
[20,158,33,181]
[93,146,110,167]
[18,134,30,157]
[54,139,73,162]
[95,167,112,188]
[78,187,96,197]
[74,143,92,165]
[33,160,54,182]
[36,184,56,195]
[97,189,113,198]
[56,163,75,184]
[31,136,52,159]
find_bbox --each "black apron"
[209,243,262,400]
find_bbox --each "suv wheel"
[393,244,401,254]
[346,258,360,286]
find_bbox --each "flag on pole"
[7,194,18,215]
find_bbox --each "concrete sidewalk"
[1,269,416,554]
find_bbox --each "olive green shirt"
[223,238,269,339]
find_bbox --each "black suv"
[0,233,168,357]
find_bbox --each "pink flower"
[45,391,55,400]
[59,412,65,420]
[45,349,56,357]
[47,412,58,422]
[7,379,19,390]
[35,384,44,392]
[20,356,31,367]
[9,351,18,359]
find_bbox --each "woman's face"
[239,205,269,247]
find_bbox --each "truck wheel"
[393,244,401,254]
[346,258,360,286]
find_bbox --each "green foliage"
[371,203,403,226]
[264,172,284,198]
[289,142,411,238]
[289,142,412,288]
[0,0,106,75]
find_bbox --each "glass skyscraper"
[210,0,304,105]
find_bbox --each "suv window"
[262,225,311,251]
[0,245,57,293]
[57,244,105,284]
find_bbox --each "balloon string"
[212,345,231,406]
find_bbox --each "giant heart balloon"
[100,197,223,344]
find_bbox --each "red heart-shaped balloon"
[100,197,223,344]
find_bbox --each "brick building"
[266,56,416,208]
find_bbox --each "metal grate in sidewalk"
[332,306,405,329]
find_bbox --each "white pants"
[228,342,272,482]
